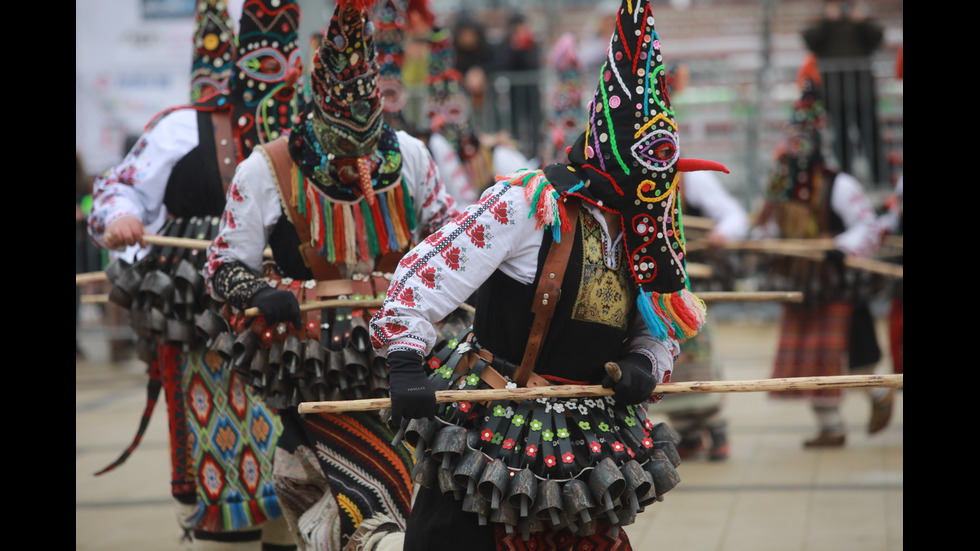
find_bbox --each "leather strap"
[211,109,237,195]
[259,137,341,281]
[514,198,580,387]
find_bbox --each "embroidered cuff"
[213,261,271,311]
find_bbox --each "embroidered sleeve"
[87,109,199,251]
[370,184,542,357]
[684,171,749,241]
[626,309,679,403]
[830,172,881,258]
[429,132,477,207]
[397,131,461,239]
[211,261,270,310]
[204,150,285,298]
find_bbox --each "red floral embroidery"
[525,445,538,457]
[399,253,419,268]
[491,201,509,224]
[458,401,471,413]
[212,236,229,251]
[397,287,416,307]
[466,224,487,248]
[481,429,494,442]
[221,210,236,229]
[229,181,244,202]
[644,419,654,430]
[441,246,461,270]
[424,230,444,246]
[502,438,515,450]
[562,452,575,464]
[642,437,654,448]
[417,266,437,289]
[590,441,601,453]
[544,455,557,467]
[382,321,407,338]
[612,441,625,452]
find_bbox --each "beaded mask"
[190,0,235,104]
[424,27,476,159]
[543,0,728,341]
[228,0,304,156]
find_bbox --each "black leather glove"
[248,287,301,326]
[601,352,656,404]
[824,248,846,266]
[387,350,436,426]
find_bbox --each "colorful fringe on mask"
[285,160,416,268]
[498,168,572,243]
[500,167,706,342]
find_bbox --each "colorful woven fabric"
[296,411,415,538]
[183,347,284,531]
[769,302,852,405]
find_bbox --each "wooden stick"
[686,261,713,279]
[701,241,903,279]
[695,291,802,302]
[81,293,109,305]
[76,236,273,286]
[142,234,211,250]
[680,215,716,231]
[76,271,109,285]
[688,238,837,253]
[296,373,903,414]
[241,290,805,317]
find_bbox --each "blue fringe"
[637,291,669,341]
[376,195,400,252]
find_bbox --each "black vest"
[162,110,227,219]
[473,208,636,383]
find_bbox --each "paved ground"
[76,304,902,551]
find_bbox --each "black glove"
[387,350,436,426]
[824,248,846,266]
[601,352,656,404]
[248,287,301,326]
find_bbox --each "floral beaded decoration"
[374,0,411,130]
[545,32,587,165]
[541,0,729,342]
[286,0,417,268]
[191,0,235,104]
[228,0,304,155]
[423,26,475,155]
[767,54,828,204]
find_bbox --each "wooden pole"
[75,236,273,286]
[76,271,109,285]
[240,290,805,317]
[296,373,903,414]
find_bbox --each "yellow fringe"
[336,493,363,527]
[343,204,357,267]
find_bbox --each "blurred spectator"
[492,10,542,163]
[401,0,436,127]
[542,32,586,166]
[802,0,886,186]
[452,12,491,114]
[577,1,618,79]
